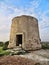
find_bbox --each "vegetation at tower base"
[0,42,4,47]
[41,42,49,49]
[3,41,9,50]
[0,41,10,56]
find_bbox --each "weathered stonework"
[8,15,41,50]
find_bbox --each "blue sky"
[0,0,49,42]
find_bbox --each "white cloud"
[38,11,49,41]
[30,0,41,8]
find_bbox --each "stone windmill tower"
[8,15,41,50]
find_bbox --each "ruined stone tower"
[8,15,41,50]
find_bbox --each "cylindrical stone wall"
[8,15,41,50]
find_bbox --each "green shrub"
[0,47,3,52]
[42,42,49,49]
[0,51,10,56]
[0,47,10,56]
[0,42,4,47]
[3,41,9,50]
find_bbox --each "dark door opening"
[16,35,22,46]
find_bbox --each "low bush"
[0,47,3,52]
[0,47,10,56]
[3,41,9,50]
[41,42,49,49]
[0,51,10,56]
[0,42,4,47]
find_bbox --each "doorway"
[16,34,22,46]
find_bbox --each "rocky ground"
[19,49,49,65]
[0,56,37,65]
[0,49,49,65]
